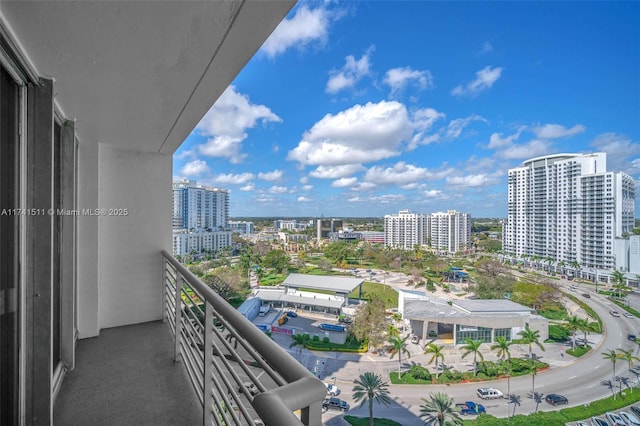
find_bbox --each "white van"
[476,387,503,399]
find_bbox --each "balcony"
[55,252,326,426]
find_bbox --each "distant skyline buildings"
[384,209,471,253]
[503,152,636,272]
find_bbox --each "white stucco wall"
[76,141,100,338]
[97,146,171,329]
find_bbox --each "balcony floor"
[54,320,201,425]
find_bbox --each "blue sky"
[173,1,640,218]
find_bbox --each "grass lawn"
[566,345,591,357]
[348,281,398,308]
[343,416,402,426]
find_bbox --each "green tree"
[351,295,387,350]
[289,334,309,362]
[419,392,463,426]
[424,343,445,379]
[461,339,485,376]
[352,372,392,426]
[490,336,512,360]
[262,249,290,273]
[386,335,411,377]
[617,348,639,391]
[324,241,355,266]
[518,325,545,357]
[602,348,621,377]
[612,270,628,298]
[565,315,582,350]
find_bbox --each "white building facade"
[172,179,229,231]
[228,220,254,235]
[430,210,472,253]
[503,152,636,272]
[384,209,430,249]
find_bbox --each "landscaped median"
[464,389,640,425]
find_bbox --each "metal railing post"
[203,301,214,425]
[174,273,183,363]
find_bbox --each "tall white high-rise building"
[172,179,229,231]
[172,179,232,257]
[503,152,636,271]
[384,209,430,249]
[430,210,471,253]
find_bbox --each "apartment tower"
[503,152,635,270]
[430,210,472,253]
[384,209,430,249]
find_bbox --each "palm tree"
[528,359,538,393]
[570,260,581,279]
[289,334,309,362]
[352,372,392,426]
[565,315,583,350]
[419,392,463,426]
[424,343,445,379]
[612,270,628,299]
[617,348,639,392]
[490,336,512,360]
[518,325,545,357]
[461,338,484,376]
[386,335,411,378]
[602,348,621,377]
[578,318,598,346]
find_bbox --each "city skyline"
[173,1,639,218]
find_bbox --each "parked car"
[610,310,621,317]
[619,411,640,425]
[455,401,486,415]
[324,383,340,396]
[605,412,626,426]
[591,416,611,426]
[476,387,503,399]
[285,310,298,317]
[411,335,420,344]
[322,397,349,412]
[544,393,568,406]
[632,405,640,417]
[582,293,591,298]
[624,312,635,319]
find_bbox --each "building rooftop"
[453,299,532,314]
[281,273,364,293]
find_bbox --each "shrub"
[303,333,310,340]
[409,364,432,381]
[323,336,330,343]
[312,335,320,341]
[548,324,570,342]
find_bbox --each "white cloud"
[488,131,521,149]
[364,162,432,185]
[331,177,358,188]
[212,172,255,185]
[258,170,283,182]
[302,184,314,191]
[590,132,640,174]
[384,67,434,96]
[196,86,281,163]
[181,160,209,176]
[268,185,288,194]
[297,196,311,202]
[408,108,446,149]
[446,114,486,139]
[309,164,365,179]
[533,123,585,139]
[326,47,373,94]
[240,182,255,191]
[351,182,376,191]
[424,189,443,197]
[451,66,503,97]
[446,174,496,188]
[287,101,412,166]
[261,5,331,58]
[478,41,493,55]
[496,140,551,160]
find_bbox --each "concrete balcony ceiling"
[0,0,295,154]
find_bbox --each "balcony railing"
[161,251,326,426]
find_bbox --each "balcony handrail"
[161,250,326,426]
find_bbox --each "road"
[320,277,640,423]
